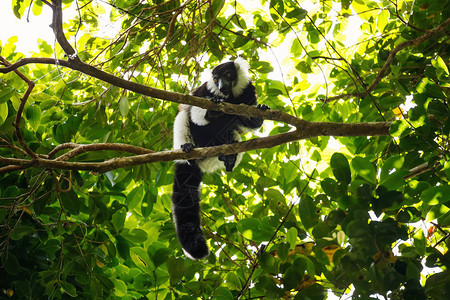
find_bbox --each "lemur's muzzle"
[218,79,231,96]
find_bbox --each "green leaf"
[3,253,20,275]
[380,169,408,191]
[406,261,421,281]
[389,120,411,138]
[290,39,303,57]
[284,265,304,290]
[213,286,233,300]
[341,0,351,9]
[345,219,370,238]
[121,228,148,243]
[127,185,144,209]
[61,189,80,215]
[413,229,426,256]
[321,178,340,198]
[13,0,26,18]
[431,55,449,75]
[380,156,404,181]
[267,188,290,218]
[295,254,315,276]
[299,195,318,230]
[130,247,155,273]
[4,185,20,198]
[60,281,78,297]
[10,225,35,240]
[25,105,41,129]
[277,242,290,261]
[312,222,331,238]
[259,252,278,274]
[351,156,376,184]
[210,0,225,17]
[254,61,274,73]
[112,207,126,232]
[425,270,450,298]
[141,187,157,218]
[286,7,307,22]
[119,95,129,117]
[295,61,313,73]
[286,227,298,249]
[166,256,184,283]
[0,102,8,126]
[225,272,242,290]
[55,123,72,144]
[32,0,43,15]
[237,218,273,242]
[421,185,450,205]
[330,153,351,184]
[377,9,389,32]
[152,247,171,267]
[113,279,127,297]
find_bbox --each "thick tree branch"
[0,55,304,128]
[0,122,390,174]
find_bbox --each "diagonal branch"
[0,57,305,129]
[0,57,36,158]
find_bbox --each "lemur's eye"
[213,78,218,83]
[226,72,231,78]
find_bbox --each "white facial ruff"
[204,57,251,99]
[232,57,251,97]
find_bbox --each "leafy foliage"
[0,0,449,299]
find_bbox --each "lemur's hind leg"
[218,154,237,172]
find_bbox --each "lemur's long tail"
[172,162,210,259]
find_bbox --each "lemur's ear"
[234,57,250,74]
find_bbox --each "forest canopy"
[0,0,449,299]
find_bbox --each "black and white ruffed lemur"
[171,58,269,259]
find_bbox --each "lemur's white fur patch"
[197,132,243,173]
[173,109,192,164]
[232,57,251,97]
[197,153,243,174]
[204,57,251,99]
[206,70,227,98]
[190,106,209,126]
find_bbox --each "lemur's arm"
[205,96,225,120]
[238,104,270,129]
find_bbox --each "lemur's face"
[212,62,237,97]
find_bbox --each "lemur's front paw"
[210,96,224,104]
[205,97,225,120]
[257,104,270,110]
[181,143,194,153]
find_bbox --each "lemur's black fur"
[172,58,268,259]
